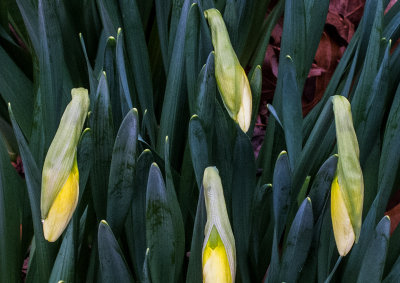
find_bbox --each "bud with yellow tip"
[41,88,90,242]
[331,95,364,256]
[204,8,252,133]
[202,167,236,282]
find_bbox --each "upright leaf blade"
[146,163,177,283]
[91,73,114,220]
[157,0,191,167]
[357,216,390,283]
[9,104,55,282]
[279,198,313,283]
[38,0,67,150]
[164,137,185,282]
[0,136,22,283]
[231,127,255,282]
[107,109,139,236]
[125,150,153,281]
[186,186,206,283]
[119,0,157,144]
[0,45,33,137]
[98,220,135,283]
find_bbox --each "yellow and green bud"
[41,88,90,242]
[202,167,236,283]
[331,95,364,256]
[204,8,252,133]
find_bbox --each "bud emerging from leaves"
[202,167,236,282]
[41,88,89,242]
[204,8,252,133]
[331,95,364,256]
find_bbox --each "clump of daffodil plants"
[0,0,400,282]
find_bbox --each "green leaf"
[96,0,121,37]
[293,98,334,198]
[274,0,328,115]
[281,56,302,170]
[357,41,391,165]
[164,137,185,281]
[189,115,210,189]
[357,216,390,283]
[185,3,202,114]
[351,0,384,128]
[103,36,123,129]
[384,217,400,277]
[279,198,313,283]
[77,129,93,205]
[125,149,153,281]
[28,87,47,169]
[266,151,292,283]
[115,29,135,116]
[119,0,157,144]
[177,142,198,224]
[91,73,114,220]
[317,201,337,282]
[308,155,338,218]
[107,109,139,236]
[15,0,39,54]
[79,33,97,102]
[186,186,206,283]
[9,104,55,282]
[136,0,154,30]
[248,0,284,75]
[272,151,292,239]
[223,0,238,52]
[54,0,87,86]
[38,0,67,150]
[146,163,178,283]
[211,101,235,217]
[231,127,255,282]
[48,222,76,282]
[194,52,216,137]
[168,0,186,67]
[154,0,171,72]
[383,254,400,283]
[256,112,285,188]
[361,140,380,214]
[157,0,191,167]
[249,184,272,281]
[0,45,33,137]
[235,0,256,58]
[0,136,22,283]
[98,220,135,282]
[248,65,262,136]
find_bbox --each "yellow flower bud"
[41,88,89,242]
[331,95,364,256]
[204,8,252,132]
[43,157,79,241]
[202,167,236,282]
[203,226,232,283]
[331,174,355,256]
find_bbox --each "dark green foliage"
[0,1,399,282]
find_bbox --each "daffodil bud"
[331,95,364,256]
[202,167,236,282]
[41,88,90,242]
[204,8,252,133]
